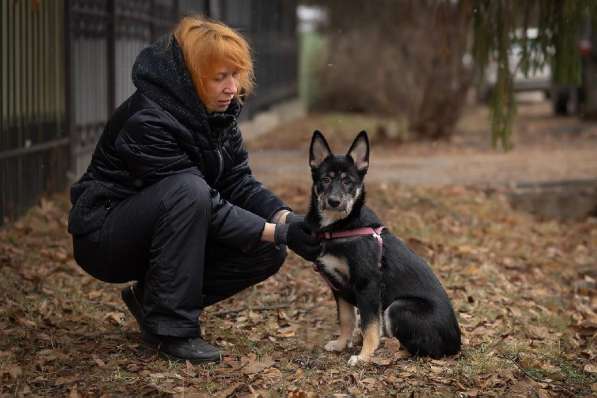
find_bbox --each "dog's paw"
[324,339,347,352]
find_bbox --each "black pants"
[73,173,286,337]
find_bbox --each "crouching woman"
[68,16,320,363]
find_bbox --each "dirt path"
[249,146,597,187]
[248,100,597,188]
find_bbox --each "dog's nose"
[327,197,341,208]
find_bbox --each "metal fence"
[216,0,299,118]
[0,0,298,225]
[67,0,181,180]
[1,0,68,224]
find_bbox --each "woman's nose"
[223,78,237,95]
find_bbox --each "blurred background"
[1,2,597,396]
[1,0,597,224]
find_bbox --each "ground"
[247,99,597,187]
[0,99,596,397]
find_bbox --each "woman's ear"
[309,130,333,168]
[347,130,369,172]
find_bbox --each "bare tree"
[313,0,473,141]
[308,0,597,149]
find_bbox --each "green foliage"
[472,0,597,150]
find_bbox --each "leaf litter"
[0,182,595,397]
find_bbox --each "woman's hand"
[274,222,321,262]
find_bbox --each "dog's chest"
[316,254,351,288]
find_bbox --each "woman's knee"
[158,173,211,215]
[262,244,288,276]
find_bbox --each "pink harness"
[314,226,385,291]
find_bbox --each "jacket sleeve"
[115,109,267,251]
[216,126,290,221]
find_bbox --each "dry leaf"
[104,312,125,326]
[92,355,106,368]
[241,355,275,375]
[68,385,81,398]
[5,365,22,379]
[584,364,597,374]
[370,356,393,366]
[55,375,80,386]
[215,382,243,398]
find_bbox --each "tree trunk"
[315,0,473,141]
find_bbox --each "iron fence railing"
[1,0,297,225]
[1,0,68,224]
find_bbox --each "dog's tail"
[384,298,461,358]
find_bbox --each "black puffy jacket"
[68,34,288,250]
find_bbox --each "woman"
[68,16,320,363]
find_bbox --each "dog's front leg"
[324,296,355,352]
[348,286,381,366]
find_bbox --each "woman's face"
[202,64,240,113]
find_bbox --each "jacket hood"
[132,34,241,134]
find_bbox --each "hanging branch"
[472,0,597,150]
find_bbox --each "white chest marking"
[318,254,350,280]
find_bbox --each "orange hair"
[174,15,255,104]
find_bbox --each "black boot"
[121,283,144,330]
[142,330,222,363]
[122,283,221,363]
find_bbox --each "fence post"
[208,0,221,19]
[64,0,75,183]
[107,0,115,115]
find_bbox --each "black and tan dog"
[306,130,461,365]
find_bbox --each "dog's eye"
[322,177,332,184]
[342,177,352,186]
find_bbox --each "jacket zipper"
[214,133,224,184]
[214,148,224,184]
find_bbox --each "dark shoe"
[142,330,222,364]
[121,283,144,329]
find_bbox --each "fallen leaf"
[104,312,125,326]
[92,355,106,368]
[371,356,393,366]
[277,325,296,337]
[68,385,81,398]
[55,375,80,386]
[5,365,22,379]
[216,382,243,398]
[241,355,275,375]
[584,364,597,374]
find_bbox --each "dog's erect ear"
[347,130,369,172]
[310,130,333,168]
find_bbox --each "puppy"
[306,130,461,365]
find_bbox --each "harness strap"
[314,226,385,291]
[318,226,385,263]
